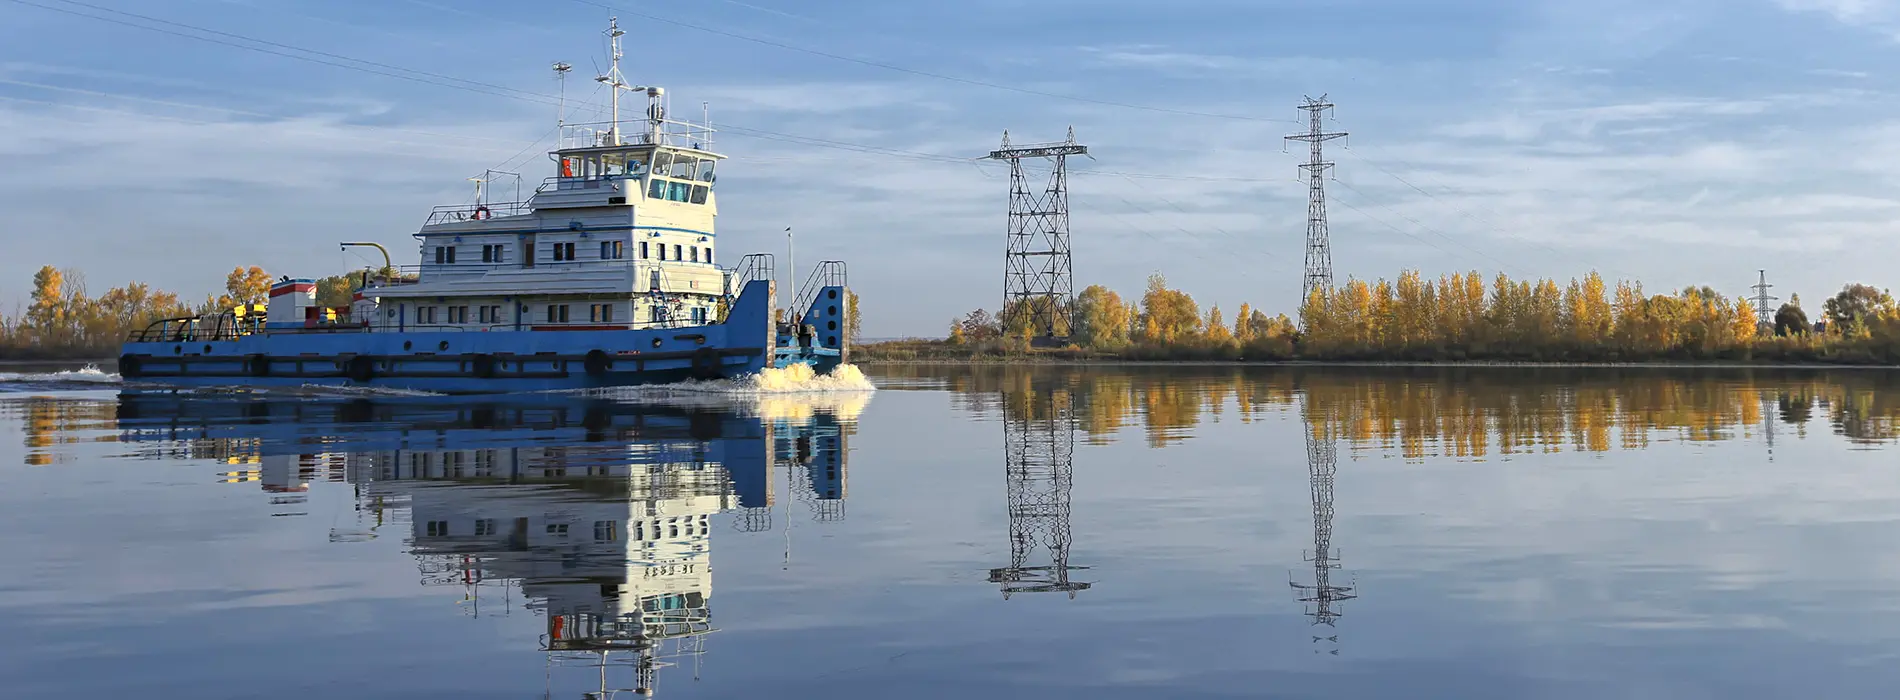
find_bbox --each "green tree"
[1823,284,1896,335]
[1775,295,1811,336]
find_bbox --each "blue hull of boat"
[116,280,848,394]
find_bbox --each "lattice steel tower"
[986,129,1087,342]
[1291,395,1355,653]
[988,383,1091,599]
[1751,270,1778,333]
[1286,96,1348,308]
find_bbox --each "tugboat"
[118,19,850,394]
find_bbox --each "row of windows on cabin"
[648,178,710,204]
[430,241,711,265]
[560,150,716,184]
[403,302,710,327]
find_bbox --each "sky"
[1,0,1898,337]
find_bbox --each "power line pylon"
[988,383,1090,599]
[1285,96,1347,310]
[1291,398,1354,654]
[1751,270,1779,334]
[985,129,1087,343]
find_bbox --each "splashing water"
[0,365,121,384]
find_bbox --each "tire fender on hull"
[690,348,722,380]
[118,354,142,379]
[584,350,612,377]
[345,355,376,383]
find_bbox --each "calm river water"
[3,364,1899,698]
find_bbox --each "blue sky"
[1,0,1898,336]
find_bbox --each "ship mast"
[595,17,632,146]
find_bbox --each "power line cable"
[563,0,1298,125]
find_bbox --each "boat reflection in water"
[113,388,864,698]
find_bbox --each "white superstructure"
[364,18,730,334]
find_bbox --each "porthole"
[202,344,213,354]
[652,338,663,349]
[403,341,413,351]
[827,289,838,299]
[827,320,837,331]
[827,305,838,316]
[438,341,450,352]
[173,345,182,355]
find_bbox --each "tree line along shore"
[857,272,1900,365]
[0,265,371,360]
[5,265,1896,366]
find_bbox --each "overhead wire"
[562,0,1301,125]
[9,0,1580,292]
[1340,143,1640,281]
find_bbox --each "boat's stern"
[774,263,850,374]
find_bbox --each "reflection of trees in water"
[885,365,1900,455]
[1,397,121,466]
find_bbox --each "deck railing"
[792,261,848,316]
[423,201,531,226]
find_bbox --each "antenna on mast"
[594,18,630,146]
[552,62,572,128]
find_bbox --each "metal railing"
[792,261,848,315]
[424,201,530,226]
[559,118,716,151]
[730,254,774,293]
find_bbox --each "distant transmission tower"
[988,383,1090,599]
[1291,396,1355,654]
[986,129,1087,343]
[1751,270,1778,333]
[1285,96,1348,309]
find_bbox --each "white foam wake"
[0,365,121,384]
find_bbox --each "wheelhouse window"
[673,244,682,261]
[640,241,649,259]
[705,246,712,264]
[669,156,696,180]
[690,246,698,263]
[689,185,708,204]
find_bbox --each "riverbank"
[852,339,1900,367]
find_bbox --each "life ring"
[473,205,491,220]
[584,349,612,377]
[246,354,271,377]
[345,355,377,383]
[689,347,722,380]
[118,354,142,379]
[471,353,499,379]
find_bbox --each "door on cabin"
[522,234,536,268]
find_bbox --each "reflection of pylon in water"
[1290,423,1354,654]
[988,387,1090,599]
